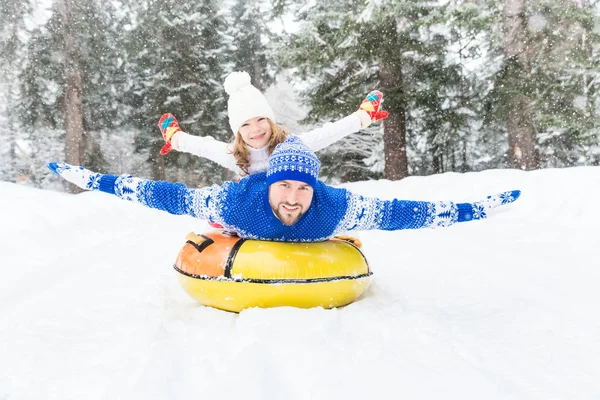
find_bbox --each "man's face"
[268,180,314,226]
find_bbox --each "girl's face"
[238,117,272,149]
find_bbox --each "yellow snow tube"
[174,230,372,313]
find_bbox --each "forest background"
[1,0,598,192]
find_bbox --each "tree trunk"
[432,144,442,174]
[4,21,18,182]
[252,59,263,91]
[154,14,166,181]
[8,82,16,180]
[461,139,468,172]
[58,0,85,192]
[153,144,166,181]
[503,0,539,170]
[378,24,408,180]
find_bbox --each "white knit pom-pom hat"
[223,71,276,135]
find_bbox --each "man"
[47,136,520,242]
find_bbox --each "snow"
[1,166,600,399]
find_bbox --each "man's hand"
[47,162,102,191]
[158,113,182,155]
[356,90,389,128]
[458,190,521,222]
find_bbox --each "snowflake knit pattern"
[266,136,321,187]
[87,171,520,242]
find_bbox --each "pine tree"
[263,73,307,134]
[18,0,125,189]
[528,0,600,167]
[279,0,480,181]
[0,0,31,183]
[229,0,274,91]
[482,0,600,169]
[502,0,538,169]
[124,0,232,184]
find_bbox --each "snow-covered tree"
[0,0,31,183]
[482,0,600,169]
[228,0,274,91]
[528,0,600,167]
[263,72,307,134]
[279,0,480,181]
[124,0,232,184]
[18,0,125,190]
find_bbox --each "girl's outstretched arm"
[174,132,239,174]
[297,90,387,152]
[158,113,240,174]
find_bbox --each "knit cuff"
[170,131,184,150]
[353,110,372,129]
[98,174,118,195]
[457,203,474,222]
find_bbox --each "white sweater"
[172,113,363,176]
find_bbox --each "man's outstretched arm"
[47,162,224,222]
[334,190,521,233]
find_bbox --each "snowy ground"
[1,166,599,400]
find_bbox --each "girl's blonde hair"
[231,119,289,176]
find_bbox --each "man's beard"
[272,203,305,226]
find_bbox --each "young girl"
[158,71,388,177]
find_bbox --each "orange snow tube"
[174,230,372,313]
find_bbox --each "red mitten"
[158,113,182,155]
[359,90,389,122]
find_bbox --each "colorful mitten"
[359,90,389,123]
[457,190,521,222]
[158,113,182,155]
[47,162,103,191]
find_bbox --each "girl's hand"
[359,90,389,123]
[158,113,182,155]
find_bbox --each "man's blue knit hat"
[267,136,321,187]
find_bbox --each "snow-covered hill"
[1,167,599,399]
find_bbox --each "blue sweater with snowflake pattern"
[95,172,518,242]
